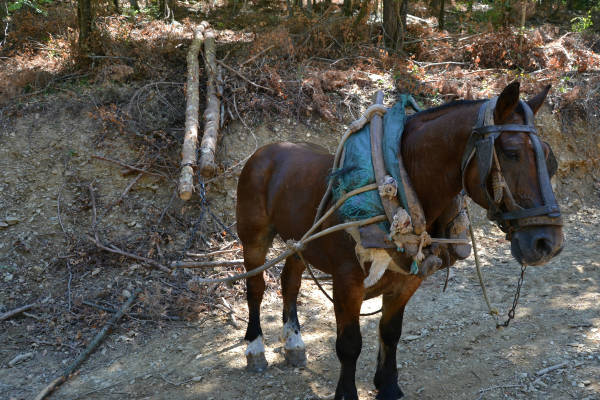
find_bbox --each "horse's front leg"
[281,254,307,366]
[374,278,422,400]
[333,268,365,400]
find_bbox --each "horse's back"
[237,142,333,243]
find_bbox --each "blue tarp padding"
[331,95,419,228]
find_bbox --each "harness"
[460,98,563,238]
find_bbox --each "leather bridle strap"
[460,98,562,234]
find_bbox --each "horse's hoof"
[375,385,404,399]
[284,347,307,367]
[246,352,268,372]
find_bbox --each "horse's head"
[463,82,564,266]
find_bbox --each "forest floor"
[1,2,600,400]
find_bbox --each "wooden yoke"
[369,91,400,222]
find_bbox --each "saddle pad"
[331,94,418,227]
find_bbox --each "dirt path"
[3,206,596,400]
[0,91,598,400]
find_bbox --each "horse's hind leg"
[280,254,307,367]
[242,229,275,372]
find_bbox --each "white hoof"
[281,322,306,367]
[245,336,268,372]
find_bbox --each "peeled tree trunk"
[178,21,210,201]
[198,30,221,179]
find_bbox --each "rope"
[298,250,383,316]
[465,204,500,324]
[194,215,386,284]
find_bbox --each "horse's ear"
[526,84,551,115]
[494,81,520,123]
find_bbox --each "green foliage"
[571,11,594,31]
[6,0,52,15]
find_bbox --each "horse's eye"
[502,149,520,161]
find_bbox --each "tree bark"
[198,30,221,178]
[179,21,210,201]
[129,0,140,11]
[383,0,400,49]
[77,0,93,54]
[160,0,175,21]
[0,0,8,45]
[438,0,445,30]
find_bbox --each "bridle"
[461,97,563,239]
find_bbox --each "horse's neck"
[403,103,480,227]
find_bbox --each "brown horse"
[235,82,564,399]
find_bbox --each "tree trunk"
[353,0,369,27]
[129,0,140,11]
[77,0,93,54]
[1,0,8,45]
[160,0,175,21]
[438,0,445,30]
[383,0,400,49]
[343,0,353,15]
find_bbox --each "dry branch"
[85,235,172,274]
[0,303,37,321]
[33,289,141,400]
[198,30,221,178]
[171,258,244,268]
[92,155,166,180]
[179,21,210,200]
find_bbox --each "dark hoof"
[246,352,268,372]
[284,347,307,367]
[376,385,404,399]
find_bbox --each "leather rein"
[460,98,563,239]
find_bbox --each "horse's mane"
[407,99,485,123]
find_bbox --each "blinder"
[461,97,562,237]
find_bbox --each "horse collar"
[461,98,562,236]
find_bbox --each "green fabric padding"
[331,95,421,227]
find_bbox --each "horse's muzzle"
[510,226,564,266]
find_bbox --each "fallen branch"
[217,60,273,93]
[33,289,141,400]
[103,172,144,216]
[1,303,37,321]
[239,44,274,67]
[198,30,221,178]
[185,248,239,258]
[179,21,210,200]
[87,184,171,274]
[92,155,166,180]
[536,361,569,376]
[171,259,244,268]
[85,234,172,274]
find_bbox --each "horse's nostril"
[534,237,553,257]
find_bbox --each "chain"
[498,263,527,328]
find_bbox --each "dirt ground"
[1,86,599,400]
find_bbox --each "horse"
[235,81,564,399]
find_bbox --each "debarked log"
[198,30,221,178]
[179,21,210,201]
